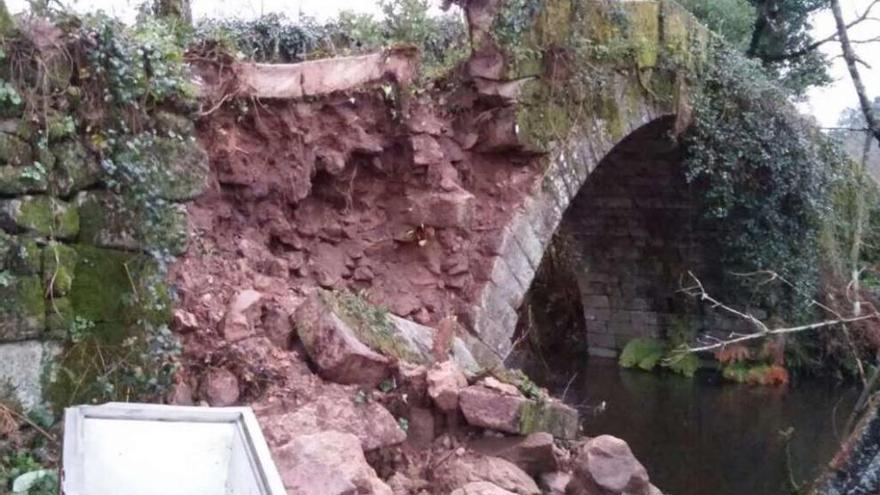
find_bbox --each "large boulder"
[273,431,392,495]
[431,453,540,495]
[293,292,392,387]
[459,384,579,440]
[258,388,406,451]
[566,436,654,495]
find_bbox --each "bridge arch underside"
[517,118,733,358]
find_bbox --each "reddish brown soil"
[165,78,547,487]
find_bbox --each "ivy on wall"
[682,40,845,320]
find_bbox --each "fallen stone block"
[427,360,469,412]
[431,453,540,495]
[459,385,579,440]
[469,432,560,476]
[567,435,655,495]
[293,292,392,387]
[257,388,406,451]
[220,289,263,342]
[274,431,392,495]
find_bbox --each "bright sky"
[4,0,877,127]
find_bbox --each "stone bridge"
[464,0,725,356]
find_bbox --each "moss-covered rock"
[517,398,579,439]
[0,163,49,195]
[70,244,170,342]
[154,111,196,137]
[0,132,32,165]
[42,242,77,296]
[113,137,209,201]
[46,296,74,339]
[76,190,189,255]
[3,235,41,275]
[0,274,46,342]
[0,195,79,239]
[50,140,103,197]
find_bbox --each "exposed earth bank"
[164,41,663,495]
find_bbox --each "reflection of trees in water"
[578,364,856,495]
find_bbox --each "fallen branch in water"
[677,271,880,354]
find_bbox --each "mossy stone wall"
[0,104,206,408]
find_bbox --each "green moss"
[0,196,79,239]
[324,290,423,363]
[0,274,46,341]
[0,133,31,166]
[76,191,189,255]
[622,2,660,69]
[42,243,77,296]
[3,235,40,275]
[0,163,49,195]
[113,137,208,201]
[517,398,579,439]
[69,244,170,342]
[46,296,74,339]
[50,140,102,197]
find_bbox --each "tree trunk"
[831,0,880,148]
[153,0,192,26]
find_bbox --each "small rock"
[353,265,374,282]
[294,292,391,387]
[459,386,579,440]
[538,472,570,495]
[480,376,521,396]
[203,368,239,407]
[450,481,517,495]
[261,302,294,349]
[427,360,468,412]
[274,431,392,495]
[567,435,652,495]
[411,134,445,165]
[168,382,194,406]
[172,309,199,333]
[407,185,475,229]
[220,289,263,341]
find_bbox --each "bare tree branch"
[831,0,880,148]
[762,0,880,62]
[677,272,880,354]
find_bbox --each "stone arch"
[471,100,679,355]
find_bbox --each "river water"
[530,358,859,495]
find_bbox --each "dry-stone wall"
[0,110,207,409]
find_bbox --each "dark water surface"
[532,358,859,495]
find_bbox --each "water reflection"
[535,358,858,495]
